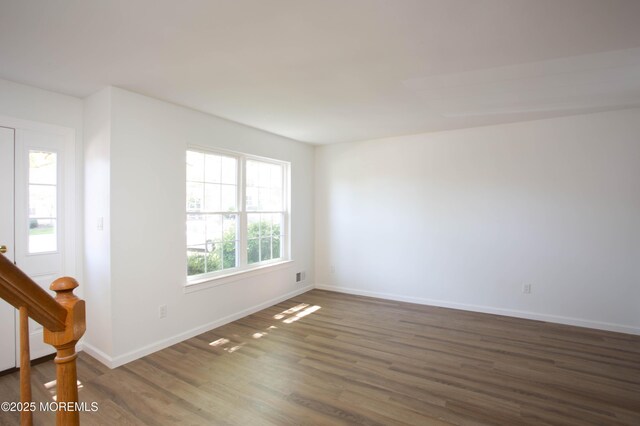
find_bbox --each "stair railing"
[0,254,86,425]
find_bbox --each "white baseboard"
[81,342,114,368]
[83,284,314,369]
[314,284,640,336]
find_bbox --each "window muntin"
[28,151,57,253]
[186,149,288,281]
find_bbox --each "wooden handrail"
[0,254,86,426]
[0,255,67,331]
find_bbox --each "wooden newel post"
[43,277,86,426]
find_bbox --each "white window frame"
[186,146,291,287]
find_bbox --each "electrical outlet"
[523,284,532,294]
[296,271,306,283]
[330,265,335,274]
[159,304,167,319]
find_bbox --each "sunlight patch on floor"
[282,305,321,324]
[274,303,309,319]
[43,379,83,401]
[207,302,321,354]
[224,344,245,353]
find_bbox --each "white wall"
[315,109,640,334]
[83,87,113,356]
[83,87,315,366]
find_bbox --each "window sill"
[184,260,294,294]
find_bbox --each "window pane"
[259,162,271,184]
[187,151,204,182]
[272,213,283,236]
[187,249,205,276]
[221,184,237,211]
[29,150,58,254]
[221,156,237,184]
[204,154,221,183]
[223,241,237,269]
[246,161,259,186]
[260,214,271,237]
[204,183,221,212]
[258,188,269,211]
[246,160,284,213]
[248,214,260,238]
[29,219,57,253]
[273,234,281,259]
[270,164,283,188]
[29,151,57,185]
[247,238,259,264]
[187,215,205,246]
[268,188,282,211]
[246,160,259,183]
[206,245,222,273]
[246,187,259,211]
[223,214,237,241]
[260,237,272,261]
[205,215,222,243]
[29,185,56,218]
[187,182,204,212]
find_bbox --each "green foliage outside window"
[188,220,281,276]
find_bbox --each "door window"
[28,151,58,254]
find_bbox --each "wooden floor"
[1,289,639,425]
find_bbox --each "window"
[246,160,286,264]
[186,149,289,281]
[28,151,58,253]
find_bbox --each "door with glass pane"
[14,128,68,360]
[0,122,73,368]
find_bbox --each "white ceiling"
[1,0,640,144]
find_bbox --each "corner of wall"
[82,87,114,357]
